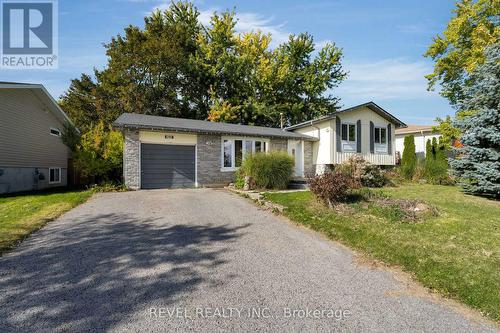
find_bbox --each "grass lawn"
[263,184,500,321]
[0,189,93,255]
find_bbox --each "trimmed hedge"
[239,152,294,190]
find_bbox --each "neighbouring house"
[395,125,441,160]
[115,101,406,189]
[0,82,74,194]
[113,113,317,189]
[286,102,406,174]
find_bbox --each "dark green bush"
[401,135,417,179]
[424,138,453,185]
[240,152,294,190]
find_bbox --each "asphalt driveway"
[0,189,497,332]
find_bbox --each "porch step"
[288,179,309,190]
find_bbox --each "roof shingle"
[113,113,317,141]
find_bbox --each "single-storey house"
[0,82,74,194]
[114,102,406,189]
[395,125,441,160]
[286,102,406,174]
[113,113,317,189]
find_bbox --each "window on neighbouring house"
[49,168,61,183]
[50,128,61,137]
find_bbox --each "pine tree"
[450,44,500,197]
[401,135,417,179]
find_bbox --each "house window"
[235,140,243,167]
[49,168,61,184]
[50,128,61,137]
[221,138,268,170]
[223,140,232,167]
[341,123,356,152]
[374,127,388,153]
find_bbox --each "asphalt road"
[0,189,497,332]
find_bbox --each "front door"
[288,140,303,177]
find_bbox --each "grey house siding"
[0,89,69,193]
[270,138,287,152]
[197,134,234,186]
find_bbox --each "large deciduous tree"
[450,44,500,197]
[60,1,346,130]
[424,0,499,106]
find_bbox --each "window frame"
[373,126,388,154]
[49,167,61,184]
[221,136,270,171]
[341,122,357,152]
[50,127,61,137]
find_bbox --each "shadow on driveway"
[0,211,249,332]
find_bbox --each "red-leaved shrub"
[308,171,360,208]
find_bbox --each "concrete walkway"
[0,189,497,332]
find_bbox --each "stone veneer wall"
[122,129,314,188]
[123,130,140,190]
[303,141,315,177]
[270,138,287,152]
[197,134,235,186]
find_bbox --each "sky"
[0,0,459,125]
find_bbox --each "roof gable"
[285,102,407,131]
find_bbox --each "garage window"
[221,137,269,170]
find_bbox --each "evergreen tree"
[401,135,417,179]
[424,138,434,174]
[450,44,500,197]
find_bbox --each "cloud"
[149,2,292,47]
[198,8,291,47]
[336,58,438,103]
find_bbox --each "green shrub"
[234,169,245,189]
[337,156,388,188]
[424,138,453,185]
[239,152,294,190]
[70,121,124,182]
[362,165,388,188]
[401,135,417,179]
[309,171,360,208]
